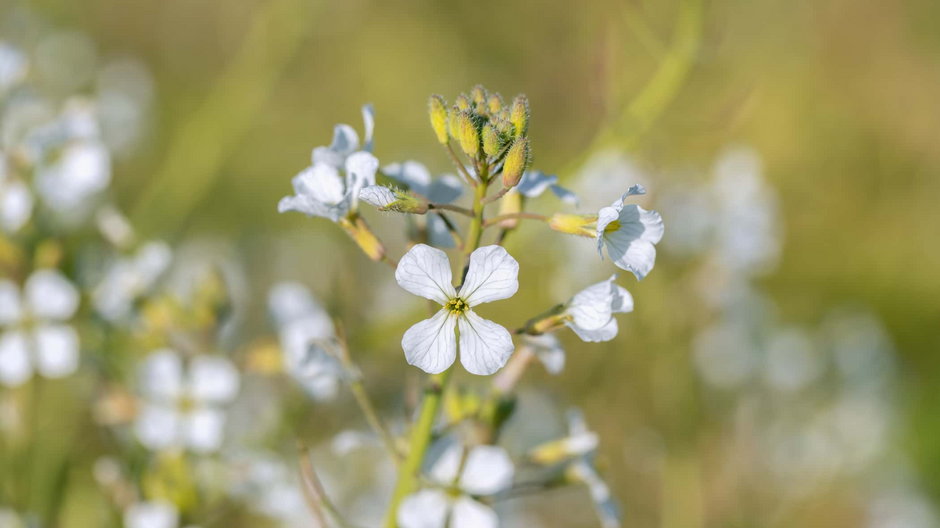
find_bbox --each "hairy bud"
[470,84,487,109]
[510,94,529,137]
[487,93,504,115]
[454,93,471,111]
[501,137,529,188]
[482,124,501,158]
[428,95,449,144]
[456,111,480,158]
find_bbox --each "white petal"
[568,318,619,343]
[186,407,226,453]
[124,501,179,528]
[1,180,33,232]
[457,311,514,376]
[25,269,79,320]
[426,215,456,249]
[451,497,498,528]
[383,161,432,195]
[312,124,359,166]
[549,183,579,205]
[189,356,239,404]
[359,185,397,208]
[33,324,79,378]
[345,151,379,208]
[294,164,346,206]
[361,104,375,151]
[0,280,22,324]
[395,244,455,304]
[460,445,514,495]
[268,281,329,327]
[402,310,457,374]
[566,277,615,331]
[516,170,556,197]
[139,349,184,402]
[611,284,634,314]
[429,442,463,485]
[426,174,463,204]
[601,205,664,280]
[135,403,181,450]
[397,489,449,528]
[457,246,519,306]
[525,334,565,374]
[0,331,31,386]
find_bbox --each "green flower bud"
[487,93,504,115]
[428,95,449,144]
[510,94,529,137]
[482,124,501,158]
[456,111,480,158]
[455,93,471,111]
[501,137,529,188]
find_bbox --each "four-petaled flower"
[564,275,634,343]
[278,105,379,222]
[0,269,80,386]
[395,244,518,375]
[134,349,240,454]
[398,442,514,528]
[596,184,664,280]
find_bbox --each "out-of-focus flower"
[0,155,33,233]
[395,244,518,375]
[0,42,28,92]
[93,241,172,322]
[227,452,313,527]
[267,282,341,400]
[134,349,240,454]
[123,501,179,528]
[523,334,565,374]
[563,275,633,343]
[398,443,514,528]
[0,269,80,386]
[595,185,664,280]
[515,170,577,205]
[278,106,378,222]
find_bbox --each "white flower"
[36,138,111,213]
[123,501,179,528]
[134,349,240,453]
[516,170,577,205]
[93,241,172,322]
[0,269,80,386]
[595,184,664,280]
[268,282,340,400]
[398,443,514,528]
[0,42,28,91]
[383,161,463,248]
[0,156,33,233]
[278,105,378,222]
[563,275,633,343]
[395,244,518,375]
[523,334,565,374]
[359,185,397,208]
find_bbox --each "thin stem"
[481,186,511,205]
[428,203,474,217]
[482,212,548,228]
[381,255,398,270]
[298,443,362,528]
[463,181,490,257]
[445,143,477,187]
[427,211,464,250]
[382,370,453,528]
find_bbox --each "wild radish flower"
[36,138,111,214]
[523,334,565,374]
[278,105,379,222]
[516,170,577,205]
[398,443,514,528]
[93,241,172,322]
[123,501,179,528]
[267,282,340,400]
[377,160,463,247]
[564,275,634,343]
[135,349,240,453]
[0,269,80,387]
[0,158,33,233]
[395,244,518,375]
[596,184,664,280]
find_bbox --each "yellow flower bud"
[470,84,487,107]
[428,95,449,144]
[501,137,529,188]
[455,93,471,111]
[456,111,480,158]
[448,107,461,140]
[497,189,522,229]
[549,213,597,238]
[482,124,501,158]
[510,94,529,137]
[487,93,504,114]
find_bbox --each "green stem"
[382,370,453,528]
[463,180,489,257]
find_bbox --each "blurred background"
[2,0,940,526]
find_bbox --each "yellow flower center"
[604,220,621,233]
[445,297,469,315]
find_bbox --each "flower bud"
[549,213,597,238]
[501,137,529,188]
[510,94,529,137]
[482,124,501,158]
[454,93,471,111]
[428,95,449,144]
[470,84,487,108]
[487,93,504,115]
[359,185,429,214]
[447,107,461,140]
[497,189,522,229]
[456,111,480,158]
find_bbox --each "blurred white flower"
[0,42,28,92]
[0,156,33,233]
[93,241,172,322]
[398,443,514,528]
[563,275,633,343]
[279,105,377,222]
[0,269,80,386]
[692,319,758,390]
[134,349,240,453]
[383,161,463,248]
[268,282,341,400]
[595,185,664,280]
[123,501,178,528]
[515,170,577,205]
[523,334,565,374]
[36,138,111,213]
[761,327,822,392]
[396,244,518,375]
